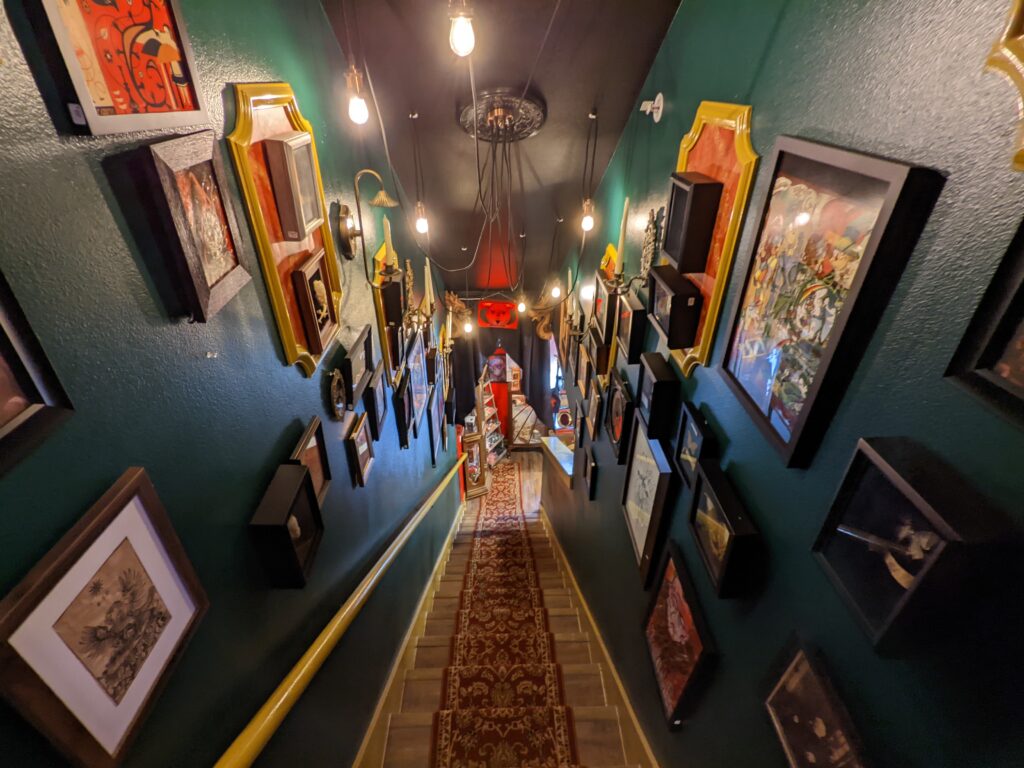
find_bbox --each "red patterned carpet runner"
[432,460,580,767]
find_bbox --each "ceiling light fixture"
[449,1,475,57]
[346,66,369,125]
[581,198,595,232]
[415,201,429,234]
[550,284,561,299]
[463,320,474,334]
[517,299,527,313]
[580,111,599,233]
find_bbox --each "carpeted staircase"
[380,459,637,767]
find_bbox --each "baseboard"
[540,505,662,768]
[351,500,467,767]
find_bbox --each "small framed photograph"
[622,411,677,587]
[580,446,597,500]
[812,438,998,651]
[148,130,251,322]
[0,271,73,478]
[638,352,679,440]
[574,402,586,448]
[426,385,443,467]
[250,463,323,589]
[661,171,723,273]
[605,367,635,464]
[644,540,715,729]
[341,324,373,404]
[616,291,646,364]
[407,330,429,436]
[615,340,640,396]
[648,265,703,350]
[363,360,389,441]
[264,131,324,241]
[291,249,338,355]
[689,460,761,597]
[672,401,714,487]
[463,432,487,499]
[577,345,593,400]
[765,641,867,768]
[393,370,414,449]
[346,412,375,487]
[38,0,207,135]
[592,271,619,344]
[0,468,208,766]
[286,417,331,506]
[587,321,610,376]
[586,375,604,439]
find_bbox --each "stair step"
[424,606,580,636]
[383,707,626,768]
[399,663,606,712]
[430,588,573,615]
[413,633,593,668]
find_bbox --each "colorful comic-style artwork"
[725,155,887,441]
[54,0,199,116]
[174,162,238,287]
[645,558,704,719]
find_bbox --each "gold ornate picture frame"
[987,0,1024,170]
[227,82,342,376]
[669,101,758,377]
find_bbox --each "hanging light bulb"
[449,4,475,57]
[463,320,473,334]
[581,198,595,232]
[346,66,369,125]
[415,201,429,234]
[517,300,526,313]
[581,284,595,301]
[550,284,561,299]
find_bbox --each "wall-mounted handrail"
[215,454,467,768]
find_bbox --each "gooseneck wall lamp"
[343,168,399,285]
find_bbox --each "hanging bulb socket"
[415,201,429,234]
[517,299,527,313]
[463,320,474,334]
[449,2,475,57]
[346,66,369,125]
[550,284,562,299]
[581,198,595,232]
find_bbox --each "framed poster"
[148,131,251,322]
[0,271,73,477]
[765,641,867,768]
[722,136,943,467]
[622,412,677,587]
[0,468,207,766]
[39,0,207,135]
[946,218,1024,426]
[363,360,389,441]
[286,416,331,507]
[407,330,429,436]
[644,540,715,728]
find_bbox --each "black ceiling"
[325,0,680,294]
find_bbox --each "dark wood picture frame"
[393,369,414,449]
[341,324,373,404]
[661,170,724,273]
[764,639,867,768]
[286,416,332,507]
[0,270,73,477]
[811,437,999,652]
[363,360,389,441]
[328,368,348,421]
[946,217,1024,426]
[672,401,715,487]
[291,248,338,355]
[587,321,610,376]
[426,385,442,467]
[648,265,703,350]
[0,468,208,767]
[577,344,593,400]
[606,366,635,464]
[581,445,598,500]
[346,412,375,487]
[616,291,646,364]
[406,328,429,437]
[622,411,677,587]
[689,460,761,598]
[593,271,619,344]
[574,402,585,449]
[586,374,604,439]
[251,463,324,588]
[722,136,944,467]
[148,130,251,322]
[638,352,679,440]
[644,539,716,729]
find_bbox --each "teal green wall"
[551,1,1024,766]
[0,1,457,765]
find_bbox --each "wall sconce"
[350,169,399,285]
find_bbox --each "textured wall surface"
[550,0,1024,766]
[0,1,457,766]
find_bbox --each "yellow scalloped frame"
[987,0,1024,170]
[227,82,342,377]
[671,101,758,377]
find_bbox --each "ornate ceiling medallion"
[458,87,547,142]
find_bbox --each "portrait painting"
[766,644,866,768]
[41,0,207,134]
[722,137,942,466]
[622,413,675,585]
[644,542,713,727]
[288,417,331,506]
[0,468,206,765]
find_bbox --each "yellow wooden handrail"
[215,454,467,767]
